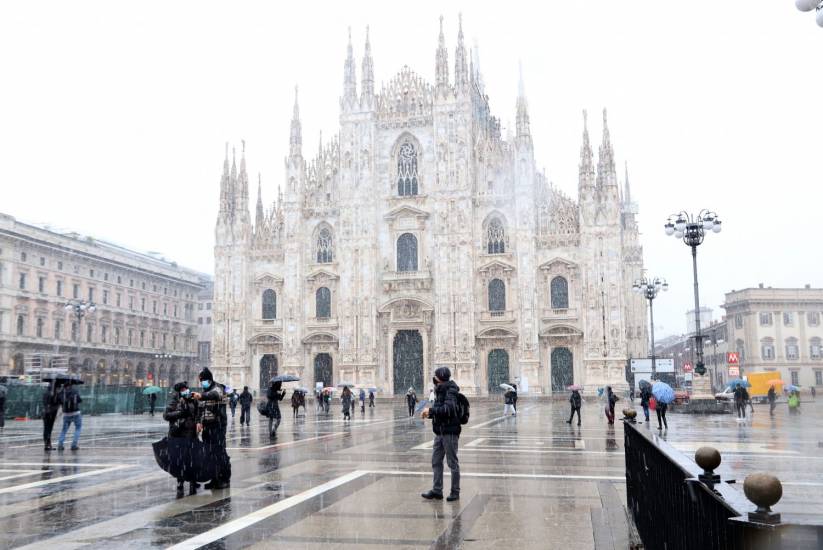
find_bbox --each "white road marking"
[0,470,45,482]
[0,465,133,494]
[167,470,369,550]
[368,469,624,481]
[464,438,486,448]
[228,432,345,451]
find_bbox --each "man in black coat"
[420,367,461,502]
[193,368,231,489]
[163,381,199,497]
[238,386,253,426]
[42,384,61,451]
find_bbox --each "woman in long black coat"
[163,382,199,497]
[266,381,286,438]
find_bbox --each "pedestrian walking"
[640,385,652,422]
[428,386,435,403]
[406,387,418,417]
[323,391,331,414]
[566,389,582,426]
[149,392,157,416]
[350,392,357,417]
[511,384,518,414]
[359,388,366,413]
[238,386,253,426]
[57,383,83,451]
[229,390,238,420]
[193,368,231,489]
[421,367,463,502]
[656,400,668,430]
[368,390,375,408]
[42,383,60,451]
[734,385,747,420]
[341,386,353,421]
[768,385,777,416]
[788,390,801,415]
[503,388,515,416]
[812,386,816,400]
[604,386,618,425]
[266,381,286,437]
[291,391,301,417]
[163,381,199,498]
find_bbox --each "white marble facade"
[212,19,647,395]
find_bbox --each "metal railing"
[624,419,823,549]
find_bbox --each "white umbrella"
[499,383,515,392]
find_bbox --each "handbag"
[649,397,657,411]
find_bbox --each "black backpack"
[456,393,470,425]
[61,389,81,414]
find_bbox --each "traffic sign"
[728,366,740,377]
[683,362,693,372]
[727,352,739,365]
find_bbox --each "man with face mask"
[192,367,231,489]
[420,367,461,502]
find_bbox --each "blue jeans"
[642,404,650,421]
[58,414,82,448]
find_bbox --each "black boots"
[421,490,443,500]
[446,493,459,502]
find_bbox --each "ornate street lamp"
[633,276,668,378]
[795,0,823,27]
[64,300,97,343]
[664,210,722,378]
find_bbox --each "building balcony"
[253,318,284,331]
[480,310,515,323]
[541,307,579,322]
[305,317,338,330]
[382,270,432,292]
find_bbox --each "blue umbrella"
[786,384,800,392]
[414,399,430,414]
[652,381,676,404]
[728,379,751,388]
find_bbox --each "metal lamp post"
[64,300,97,346]
[664,210,722,380]
[633,276,668,379]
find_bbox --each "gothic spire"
[343,27,357,107]
[579,110,595,191]
[454,13,468,94]
[237,140,250,223]
[597,108,617,187]
[515,62,530,140]
[435,16,450,97]
[289,86,302,158]
[624,161,632,204]
[360,26,375,106]
[219,143,231,216]
[255,173,264,229]
[229,146,238,217]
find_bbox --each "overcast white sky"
[1,1,821,337]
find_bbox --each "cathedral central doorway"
[550,347,573,392]
[260,354,277,393]
[393,330,423,395]
[487,349,510,393]
[314,353,333,388]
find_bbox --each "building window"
[783,312,793,326]
[19,273,26,290]
[316,287,331,319]
[56,280,63,297]
[153,284,157,292]
[152,301,157,314]
[207,302,212,310]
[88,288,95,302]
[103,290,109,304]
[141,282,145,290]
[206,317,211,324]
[759,312,773,326]
[140,330,145,347]
[104,273,108,281]
[54,320,62,340]
[37,276,45,293]
[86,323,93,342]
[71,322,78,341]
[262,289,276,320]
[198,303,203,310]
[58,261,63,270]
[117,276,121,284]
[16,315,24,335]
[73,284,80,299]
[316,227,334,263]
[141,298,145,311]
[90,269,94,278]
[396,233,418,272]
[811,338,822,359]
[115,327,120,345]
[550,276,569,309]
[397,141,419,196]
[808,312,820,326]
[20,252,26,261]
[129,296,134,310]
[150,332,156,348]
[486,218,506,254]
[128,329,133,346]
[173,305,178,317]
[734,314,743,329]
[40,256,45,266]
[198,317,203,325]
[35,317,44,337]
[163,333,167,348]
[760,339,775,360]
[816,370,822,386]
[785,338,799,360]
[163,303,167,315]
[791,370,799,385]
[488,278,506,314]
[101,325,107,344]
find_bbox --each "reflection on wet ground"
[0,398,820,548]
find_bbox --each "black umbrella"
[256,401,270,417]
[152,437,228,483]
[42,374,84,385]
[270,374,300,383]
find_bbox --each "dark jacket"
[767,387,776,402]
[43,388,61,415]
[570,390,582,409]
[640,388,652,407]
[164,391,198,439]
[59,386,83,414]
[607,391,618,410]
[266,386,286,416]
[198,382,227,427]
[341,390,353,411]
[504,390,514,405]
[430,380,462,436]
[238,390,253,407]
[406,392,417,407]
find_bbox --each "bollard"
[743,473,782,524]
[695,446,722,487]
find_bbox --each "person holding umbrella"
[368,389,375,409]
[359,388,366,414]
[651,381,674,431]
[42,382,61,451]
[163,381,199,498]
[57,381,83,451]
[566,386,582,426]
[406,387,418,417]
[266,380,286,437]
[502,384,516,416]
[768,384,777,416]
[733,383,747,420]
[149,392,157,416]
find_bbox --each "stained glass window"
[551,276,569,309]
[262,289,276,320]
[316,287,331,319]
[487,218,505,254]
[488,278,505,313]
[316,227,334,263]
[397,233,418,272]
[397,142,418,196]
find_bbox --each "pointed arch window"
[397,142,418,196]
[316,287,331,319]
[550,276,569,309]
[316,227,334,264]
[487,218,506,254]
[262,289,276,320]
[488,278,506,314]
[396,233,418,272]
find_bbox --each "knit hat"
[173,381,188,392]
[434,366,451,381]
[198,367,214,382]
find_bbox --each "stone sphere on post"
[694,446,722,473]
[744,473,783,524]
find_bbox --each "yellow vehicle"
[746,371,782,402]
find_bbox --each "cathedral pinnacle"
[515,61,530,140]
[360,26,375,106]
[597,107,617,187]
[218,142,231,216]
[454,13,468,93]
[579,109,595,191]
[255,173,264,229]
[624,161,632,205]
[435,15,450,96]
[289,85,302,158]
[343,27,357,107]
